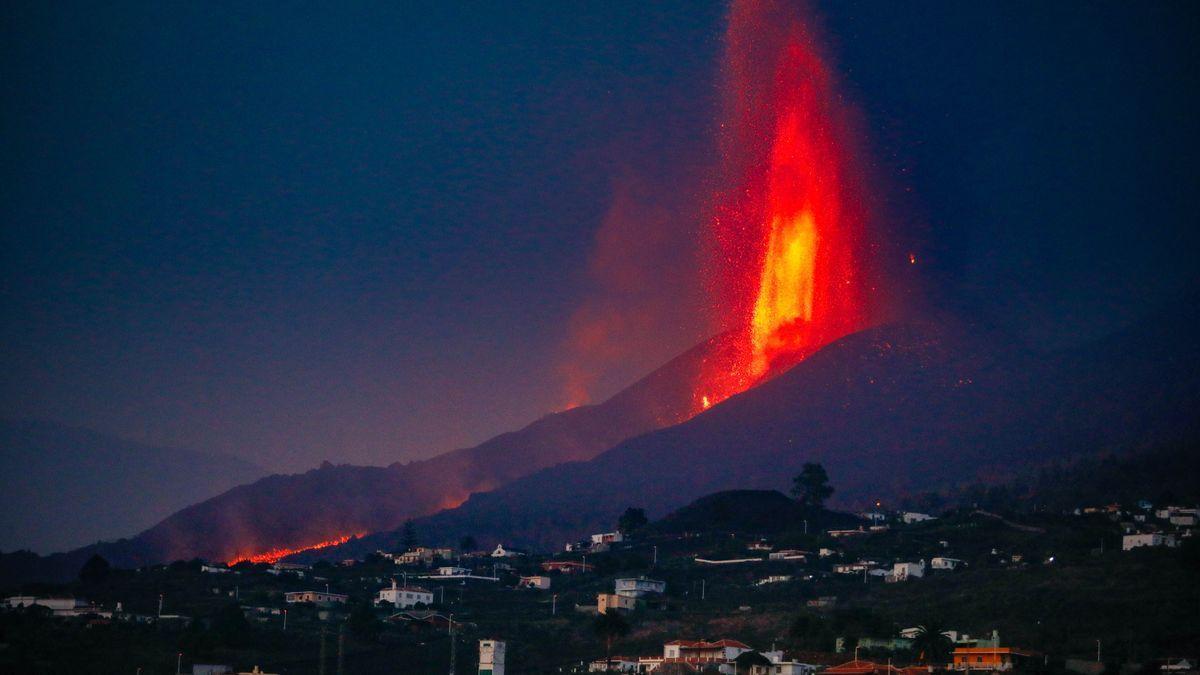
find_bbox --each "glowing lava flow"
[696,0,871,411]
[226,533,359,565]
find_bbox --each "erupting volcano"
[695,0,872,411]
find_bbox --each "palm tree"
[911,622,954,665]
[593,610,631,671]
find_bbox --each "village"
[2,467,1197,675]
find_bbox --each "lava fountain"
[696,0,873,410]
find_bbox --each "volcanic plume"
[695,0,875,411]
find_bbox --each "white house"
[284,591,348,605]
[591,531,625,545]
[755,575,793,586]
[819,548,839,558]
[3,596,38,608]
[200,564,231,574]
[490,544,526,558]
[435,566,471,576]
[588,656,639,672]
[833,562,877,574]
[396,547,454,565]
[479,639,506,675]
[1122,533,1178,551]
[768,549,807,561]
[901,511,937,524]
[597,593,637,613]
[518,576,551,590]
[755,651,820,675]
[889,560,926,582]
[2,596,107,617]
[614,577,666,598]
[662,639,752,673]
[375,580,433,608]
[931,557,965,570]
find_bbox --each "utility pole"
[448,614,456,675]
[319,627,328,675]
[653,546,657,567]
[1097,640,1102,663]
[552,593,558,616]
[157,594,164,617]
[175,652,182,675]
[701,579,706,600]
[337,625,345,675]
[283,609,288,632]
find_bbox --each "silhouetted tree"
[593,609,631,671]
[79,554,110,585]
[791,463,834,509]
[459,535,478,552]
[210,601,252,647]
[617,507,648,534]
[911,622,954,664]
[347,601,381,640]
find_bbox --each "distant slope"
[0,421,266,554]
[24,331,744,575]
[328,302,1199,555]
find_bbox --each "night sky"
[3,2,1197,471]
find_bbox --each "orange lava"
[695,0,871,412]
[227,533,359,565]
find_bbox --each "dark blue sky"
[3,2,1196,470]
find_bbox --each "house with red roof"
[824,659,929,675]
[642,639,753,673]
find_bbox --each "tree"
[347,601,382,640]
[210,601,252,647]
[791,463,834,509]
[911,623,954,665]
[400,520,417,551]
[617,507,648,534]
[79,554,110,585]
[459,535,478,552]
[593,609,631,671]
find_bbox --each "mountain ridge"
[0,420,267,554]
[315,302,1198,557]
